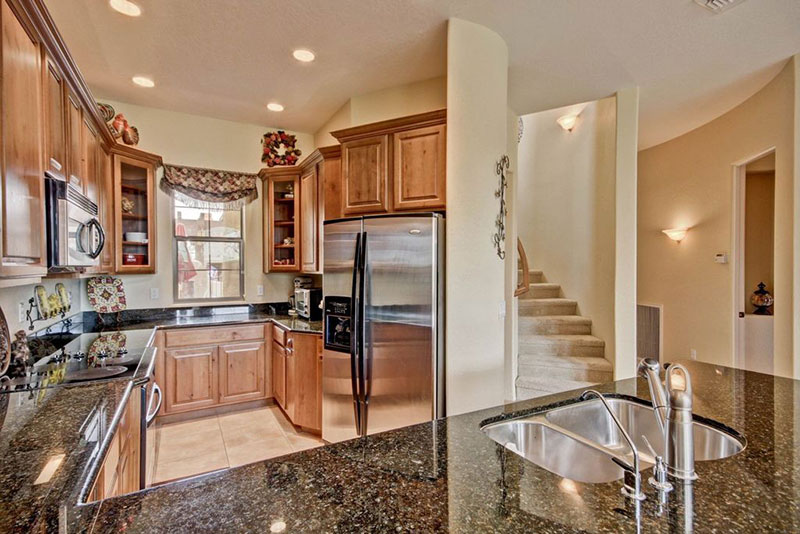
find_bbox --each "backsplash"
[0,279,83,334]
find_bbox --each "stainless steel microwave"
[45,174,105,270]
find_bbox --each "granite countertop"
[20,360,788,533]
[85,306,323,335]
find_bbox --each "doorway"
[732,149,775,374]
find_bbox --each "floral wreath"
[261,131,302,167]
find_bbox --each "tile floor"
[152,405,324,484]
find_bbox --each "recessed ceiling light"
[132,76,155,88]
[267,102,284,112]
[292,49,315,63]
[109,0,141,17]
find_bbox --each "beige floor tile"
[155,447,228,483]
[220,424,283,449]
[268,406,298,435]
[218,407,279,434]
[225,437,295,467]
[286,431,324,452]
[157,417,226,464]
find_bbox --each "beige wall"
[744,170,775,313]
[638,59,795,376]
[314,77,447,147]
[517,97,618,368]
[504,108,520,402]
[445,19,508,415]
[89,99,315,310]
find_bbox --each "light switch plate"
[150,288,159,300]
[257,285,264,297]
[18,302,26,323]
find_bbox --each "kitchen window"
[173,198,244,301]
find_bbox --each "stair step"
[517,269,543,283]
[518,353,613,383]
[515,375,598,400]
[518,334,605,358]
[520,283,561,299]
[519,315,591,335]
[518,298,577,317]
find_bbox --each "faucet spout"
[637,358,668,433]
[579,390,646,501]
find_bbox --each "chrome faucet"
[637,358,697,481]
[579,390,646,501]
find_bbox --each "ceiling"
[46,0,800,148]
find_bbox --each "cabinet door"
[82,119,99,204]
[164,346,218,413]
[291,333,322,431]
[219,341,266,404]
[300,165,319,273]
[98,148,114,273]
[0,0,46,275]
[341,135,389,215]
[392,124,446,211]
[114,154,157,274]
[43,53,66,180]
[66,88,83,192]
[271,341,286,409]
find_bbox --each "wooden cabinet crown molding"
[331,109,446,143]
[258,165,302,181]
[17,0,116,148]
[109,144,163,167]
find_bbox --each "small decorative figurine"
[751,282,774,315]
[8,330,31,378]
[121,197,135,214]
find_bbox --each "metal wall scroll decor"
[493,155,510,260]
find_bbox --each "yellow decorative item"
[55,283,71,313]
[34,285,51,319]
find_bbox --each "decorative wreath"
[261,130,302,167]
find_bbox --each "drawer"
[165,324,265,347]
[272,324,287,347]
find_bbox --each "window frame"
[171,197,245,303]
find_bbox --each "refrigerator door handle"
[357,232,369,436]
[350,232,362,436]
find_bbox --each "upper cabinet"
[0,0,46,278]
[299,146,339,273]
[42,52,66,180]
[330,109,446,219]
[261,167,301,273]
[65,88,84,192]
[112,145,162,274]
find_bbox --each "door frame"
[730,147,776,369]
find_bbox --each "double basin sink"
[483,397,745,484]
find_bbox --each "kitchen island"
[2,359,798,533]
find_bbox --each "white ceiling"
[46,0,800,148]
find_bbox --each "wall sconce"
[557,113,580,132]
[662,227,689,243]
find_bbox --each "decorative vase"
[751,282,774,315]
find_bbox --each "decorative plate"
[55,282,71,313]
[88,332,127,363]
[34,285,51,319]
[0,306,9,376]
[87,277,128,313]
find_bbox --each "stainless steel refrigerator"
[322,213,445,443]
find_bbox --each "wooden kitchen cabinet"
[164,345,219,413]
[65,88,83,191]
[330,109,447,218]
[0,0,47,279]
[291,333,322,432]
[112,146,162,274]
[42,52,66,180]
[89,386,142,500]
[298,146,339,272]
[260,167,301,273]
[219,341,266,404]
[392,124,446,211]
[272,341,287,409]
[340,135,389,216]
[97,147,115,273]
[82,118,100,204]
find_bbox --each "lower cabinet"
[219,341,266,404]
[164,345,219,413]
[89,387,141,501]
[272,327,322,433]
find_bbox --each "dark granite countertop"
[9,360,783,533]
[85,305,322,334]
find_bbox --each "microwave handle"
[87,218,105,259]
[75,221,88,254]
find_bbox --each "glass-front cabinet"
[260,167,301,273]
[112,146,162,274]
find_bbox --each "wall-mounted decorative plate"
[87,277,128,314]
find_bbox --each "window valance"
[160,163,259,209]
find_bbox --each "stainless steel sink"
[482,397,744,484]
[544,398,745,462]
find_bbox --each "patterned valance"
[160,164,259,209]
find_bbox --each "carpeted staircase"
[515,268,613,400]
